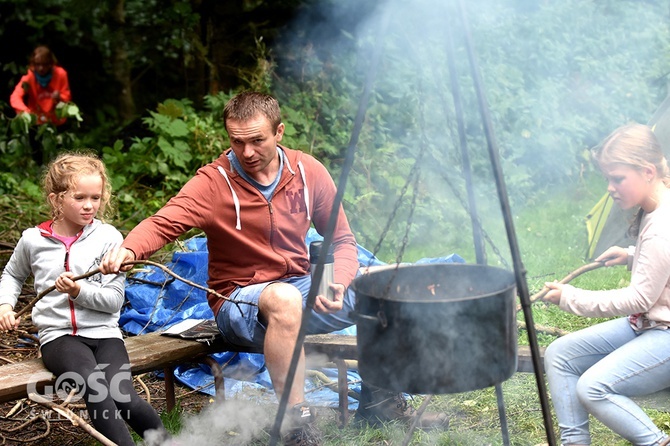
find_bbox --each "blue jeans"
[544,317,670,446]
[216,274,357,348]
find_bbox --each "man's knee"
[260,283,303,323]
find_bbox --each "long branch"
[16,260,256,318]
[516,261,605,312]
[28,393,116,446]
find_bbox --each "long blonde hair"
[43,152,114,223]
[592,123,670,236]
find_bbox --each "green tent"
[585,95,670,259]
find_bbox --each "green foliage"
[469,0,668,191]
[1,0,666,267]
[0,109,83,171]
[62,0,668,266]
[101,95,233,228]
[55,102,83,122]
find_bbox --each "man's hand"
[100,246,136,274]
[595,246,628,267]
[313,283,345,313]
[55,272,80,298]
[0,303,20,331]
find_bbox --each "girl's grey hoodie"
[0,219,125,346]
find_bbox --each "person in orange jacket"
[10,45,71,126]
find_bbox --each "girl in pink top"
[544,123,670,446]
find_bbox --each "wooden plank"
[0,358,54,403]
[304,333,357,360]
[516,345,545,374]
[124,332,239,374]
[0,333,227,404]
[0,333,350,404]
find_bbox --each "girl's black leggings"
[41,335,166,446]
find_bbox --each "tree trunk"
[108,0,136,122]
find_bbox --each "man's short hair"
[223,91,282,132]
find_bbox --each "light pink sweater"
[560,189,670,329]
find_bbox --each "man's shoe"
[282,404,322,446]
[354,384,449,430]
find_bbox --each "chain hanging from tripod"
[362,157,423,271]
[362,86,428,272]
[433,155,511,270]
[394,163,421,267]
[360,145,423,328]
[425,40,510,269]
[361,87,429,315]
[394,9,509,271]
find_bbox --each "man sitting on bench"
[101,91,448,446]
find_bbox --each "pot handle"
[349,310,388,329]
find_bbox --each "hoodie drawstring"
[217,166,242,230]
[297,161,311,221]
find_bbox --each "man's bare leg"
[259,283,306,406]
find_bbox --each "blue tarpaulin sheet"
[120,229,464,408]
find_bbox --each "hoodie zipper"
[37,221,84,335]
[62,245,78,335]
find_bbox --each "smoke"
[146,398,276,445]
[272,0,670,264]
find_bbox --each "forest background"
[0,0,669,267]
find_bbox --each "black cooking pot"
[351,263,517,394]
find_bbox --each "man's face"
[226,114,285,181]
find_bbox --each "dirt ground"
[0,302,212,446]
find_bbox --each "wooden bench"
[516,345,545,373]
[0,332,540,405]
[0,332,359,425]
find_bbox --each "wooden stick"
[28,392,117,446]
[517,320,570,337]
[15,269,99,318]
[16,259,256,318]
[401,395,434,446]
[5,398,24,417]
[516,261,605,312]
[135,374,151,404]
[1,413,51,442]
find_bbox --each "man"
[101,91,446,445]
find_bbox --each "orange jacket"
[122,146,360,315]
[10,66,71,126]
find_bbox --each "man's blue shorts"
[215,274,357,348]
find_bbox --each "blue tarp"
[120,229,465,408]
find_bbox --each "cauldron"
[351,263,517,394]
